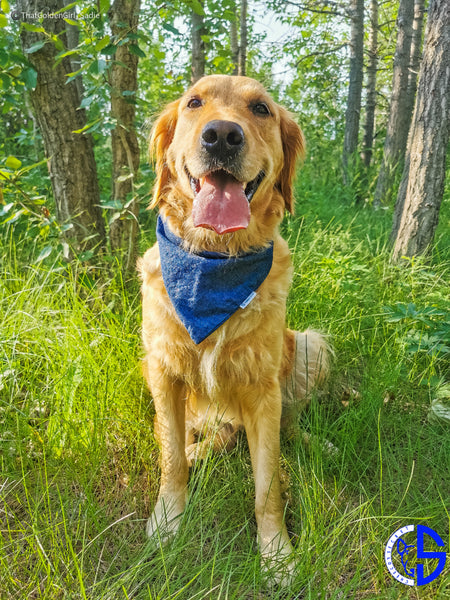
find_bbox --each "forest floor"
[1,164,449,599]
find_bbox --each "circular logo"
[385,524,447,586]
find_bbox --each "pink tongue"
[192,172,250,235]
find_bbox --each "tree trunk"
[17,0,106,254]
[238,0,247,76]
[342,0,365,186]
[391,0,449,261]
[373,0,414,207]
[390,0,425,238]
[404,0,425,124]
[108,0,141,273]
[191,2,206,83]
[361,0,378,169]
[230,1,239,75]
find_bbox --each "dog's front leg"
[144,357,188,542]
[242,380,295,582]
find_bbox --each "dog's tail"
[279,328,331,408]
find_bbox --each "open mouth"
[186,167,265,235]
[187,168,265,203]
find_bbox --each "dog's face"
[150,75,305,248]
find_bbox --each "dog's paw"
[260,534,297,586]
[146,491,187,543]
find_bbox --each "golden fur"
[138,75,329,582]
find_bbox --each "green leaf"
[78,250,94,262]
[128,44,145,58]
[8,65,21,77]
[52,35,64,51]
[0,14,8,27]
[186,0,204,15]
[94,35,111,52]
[99,0,110,13]
[21,22,45,33]
[162,23,180,35]
[72,117,101,134]
[5,156,22,169]
[79,95,95,109]
[21,67,37,90]
[63,18,78,26]
[35,245,53,263]
[25,40,46,54]
[1,0,10,13]
[101,44,117,56]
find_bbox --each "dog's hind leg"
[144,357,188,543]
[279,328,331,409]
[185,422,239,466]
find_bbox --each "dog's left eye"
[187,98,202,109]
[251,102,270,116]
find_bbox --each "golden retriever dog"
[138,75,329,582]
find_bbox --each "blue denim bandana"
[156,216,274,344]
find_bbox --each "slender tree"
[361,0,378,169]
[108,0,141,272]
[404,0,425,124]
[391,0,449,260]
[373,0,414,207]
[191,1,206,83]
[230,1,239,75]
[342,0,365,186]
[238,0,247,76]
[17,0,106,254]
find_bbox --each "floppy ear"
[149,99,180,209]
[277,108,306,214]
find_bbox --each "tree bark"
[342,0,365,186]
[373,0,414,207]
[17,0,106,254]
[108,0,141,273]
[238,0,247,76]
[391,0,450,261]
[230,1,239,75]
[361,0,378,169]
[404,0,425,126]
[191,1,205,83]
[390,0,425,238]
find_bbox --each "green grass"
[1,167,449,599]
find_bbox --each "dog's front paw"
[146,491,187,543]
[260,533,297,586]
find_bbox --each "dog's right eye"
[187,98,202,109]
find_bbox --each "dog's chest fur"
[139,236,293,410]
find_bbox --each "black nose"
[201,120,244,160]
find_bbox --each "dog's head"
[150,75,305,250]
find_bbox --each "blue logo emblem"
[385,525,447,586]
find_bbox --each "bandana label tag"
[240,291,257,309]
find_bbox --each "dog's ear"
[277,108,305,214]
[149,99,180,209]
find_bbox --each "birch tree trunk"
[191,2,206,83]
[391,0,449,261]
[342,0,365,186]
[361,0,378,169]
[17,0,106,254]
[108,0,141,273]
[373,0,414,207]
